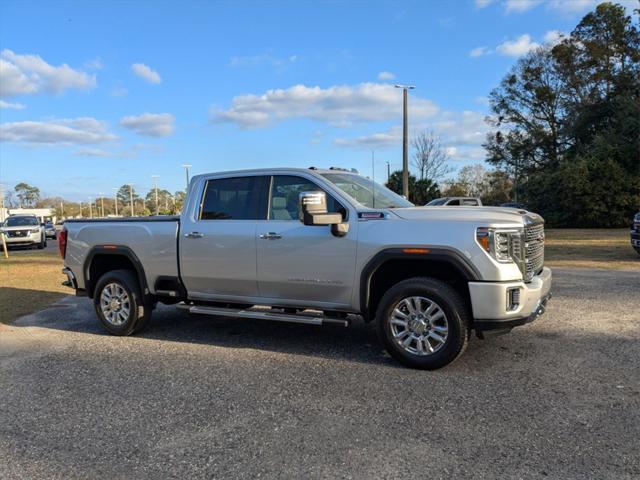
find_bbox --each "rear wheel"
[37,235,45,249]
[376,277,470,370]
[93,269,151,336]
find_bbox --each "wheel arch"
[360,247,481,321]
[83,246,149,300]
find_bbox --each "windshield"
[321,173,413,209]
[426,198,447,206]
[5,216,38,227]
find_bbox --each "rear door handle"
[259,232,282,240]
[184,231,204,239]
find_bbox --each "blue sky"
[0,0,631,201]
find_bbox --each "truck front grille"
[523,223,545,282]
[7,230,28,238]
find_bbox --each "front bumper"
[469,267,552,331]
[631,229,640,248]
[3,232,40,245]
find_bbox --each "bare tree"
[411,130,452,181]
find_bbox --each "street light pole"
[152,175,160,215]
[182,164,192,192]
[100,194,105,217]
[386,161,390,182]
[129,184,135,216]
[112,188,119,216]
[395,84,415,199]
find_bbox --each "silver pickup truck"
[60,167,552,369]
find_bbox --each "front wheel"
[93,269,151,336]
[635,247,640,257]
[376,277,471,370]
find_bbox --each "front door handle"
[184,231,205,239]
[259,232,282,240]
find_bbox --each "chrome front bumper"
[469,267,552,328]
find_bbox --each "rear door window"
[199,176,269,220]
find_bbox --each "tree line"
[2,182,186,218]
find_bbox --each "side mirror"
[298,191,349,237]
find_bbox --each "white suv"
[1,215,47,249]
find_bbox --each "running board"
[178,304,350,327]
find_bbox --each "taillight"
[59,228,68,259]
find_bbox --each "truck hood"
[389,206,536,226]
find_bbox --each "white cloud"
[504,0,542,13]
[119,113,175,137]
[543,30,566,45]
[0,99,26,109]
[377,71,395,81]
[0,117,117,145]
[469,46,490,58]
[0,50,95,97]
[496,34,540,57]
[334,126,402,149]
[475,0,495,7]
[131,63,161,84]
[211,83,438,129]
[333,110,490,161]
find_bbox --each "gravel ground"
[1,267,638,479]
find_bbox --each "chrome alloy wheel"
[389,296,449,356]
[99,282,131,326]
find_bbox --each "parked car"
[426,197,482,206]
[631,212,640,256]
[60,167,551,370]
[1,215,47,249]
[500,202,528,210]
[44,221,57,239]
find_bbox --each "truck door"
[256,175,357,308]
[180,175,269,300]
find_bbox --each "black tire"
[376,277,471,370]
[635,247,640,257]
[93,269,151,336]
[37,236,44,249]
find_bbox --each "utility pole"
[129,184,135,217]
[0,183,5,223]
[182,164,192,192]
[386,161,391,182]
[112,188,119,216]
[79,201,83,218]
[100,194,105,217]
[60,201,64,218]
[88,198,93,218]
[371,150,376,208]
[152,175,160,215]
[395,84,415,199]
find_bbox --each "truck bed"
[63,216,181,294]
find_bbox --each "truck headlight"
[30,228,40,234]
[477,227,523,264]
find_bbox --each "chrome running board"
[177,304,350,327]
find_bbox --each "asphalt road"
[1,268,639,479]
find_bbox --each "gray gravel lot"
[1,267,639,479]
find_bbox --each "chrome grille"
[7,230,28,238]
[523,223,545,282]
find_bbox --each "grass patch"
[545,228,639,270]
[0,250,69,324]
